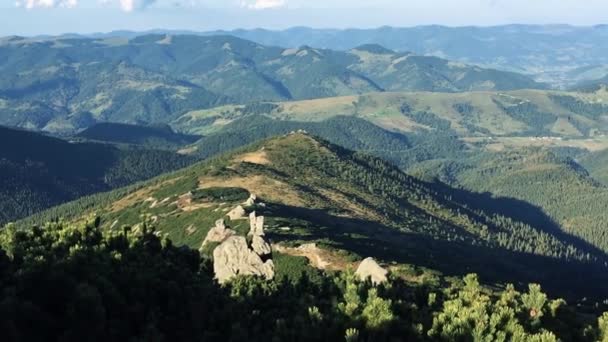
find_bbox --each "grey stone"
[213,236,275,284]
[248,211,265,236]
[355,257,388,285]
[251,235,272,256]
[201,219,235,248]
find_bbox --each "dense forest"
[0,126,194,225]
[1,218,607,341]
[75,122,200,150]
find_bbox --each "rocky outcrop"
[251,235,272,256]
[243,194,257,207]
[248,211,265,236]
[212,210,275,283]
[355,257,388,285]
[213,236,274,284]
[227,205,246,220]
[201,219,235,248]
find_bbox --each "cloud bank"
[117,0,157,12]
[241,0,286,10]
[15,0,78,8]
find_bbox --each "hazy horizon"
[1,0,608,36]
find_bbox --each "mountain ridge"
[19,132,608,298]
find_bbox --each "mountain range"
[70,25,608,87]
[0,34,545,133]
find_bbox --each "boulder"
[355,257,388,285]
[251,235,272,256]
[227,205,246,220]
[201,219,235,248]
[213,236,275,284]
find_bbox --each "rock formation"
[248,211,265,236]
[251,235,272,256]
[355,257,388,285]
[201,219,235,248]
[227,205,246,220]
[213,236,274,284]
[212,211,275,283]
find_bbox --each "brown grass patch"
[234,150,270,165]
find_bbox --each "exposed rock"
[213,236,275,284]
[227,205,246,220]
[201,219,235,248]
[243,194,257,207]
[248,211,265,236]
[355,257,388,285]
[251,235,272,256]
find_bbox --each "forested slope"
[0,126,193,225]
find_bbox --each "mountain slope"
[174,89,608,138]
[409,148,608,254]
[76,122,200,149]
[348,45,544,92]
[0,126,194,225]
[21,133,608,298]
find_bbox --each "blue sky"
[1,0,607,36]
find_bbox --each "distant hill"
[201,25,608,85]
[21,133,608,298]
[173,89,608,139]
[76,122,200,149]
[348,45,542,92]
[0,34,544,133]
[0,125,193,225]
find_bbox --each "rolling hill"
[0,34,544,133]
[20,132,608,299]
[174,88,608,139]
[0,125,194,225]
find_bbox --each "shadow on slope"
[263,199,608,300]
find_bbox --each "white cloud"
[15,0,78,8]
[97,0,156,12]
[241,0,286,10]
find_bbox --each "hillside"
[348,45,543,92]
[174,89,608,138]
[76,122,200,149]
[408,148,608,254]
[0,34,543,133]
[21,133,608,299]
[181,115,466,170]
[0,125,193,225]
